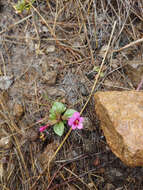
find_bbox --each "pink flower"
[68,112,84,130]
[39,124,49,132]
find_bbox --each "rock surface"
[94,91,143,167]
[124,57,143,87]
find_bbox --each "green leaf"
[50,102,66,114]
[93,66,104,78]
[14,0,36,13]
[63,120,67,124]
[49,112,56,120]
[62,109,77,120]
[14,0,25,12]
[53,122,64,136]
[49,113,58,125]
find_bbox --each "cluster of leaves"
[13,0,35,13]
[49,102,76,136]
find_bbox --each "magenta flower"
[39,124,49,132]
[68,112,84,130]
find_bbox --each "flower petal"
[79,117,84,123]
[39,126,47,132]
[68,111,84,130]
[73,112,80,118]
[68,112,79,126]
[71,124,77,130]
[68,117,74,126]
[77,123,83,129]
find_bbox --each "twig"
[47,151,104,189]
[113,37,143,53]
[48,159,116,190]
[80,21,117,114]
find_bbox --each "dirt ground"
[0,0,143,190]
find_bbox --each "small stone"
[13,102,24,120]
[0,76,13,90]
[0,136,12,149]
[46,45,55,53]
[43,71,57,85]
[95,91,143,167]
[88,183,94,188]
[46,87,65,98]
[42,26,48,33]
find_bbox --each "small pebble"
[46,87,65,98]
[0,136,12,149]
[13,102,24,120]
[0,76,13,90]
[43,71,57,85]
[46,45,55,53]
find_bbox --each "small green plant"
[39,102,84,136]
[13,0,35,13]
[93,66,104,77]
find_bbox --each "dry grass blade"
[80,21,117,114]
[63,167,91,189]
[113,37,143,53]
[0,95,30,183]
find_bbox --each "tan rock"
[94,91,143,167]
